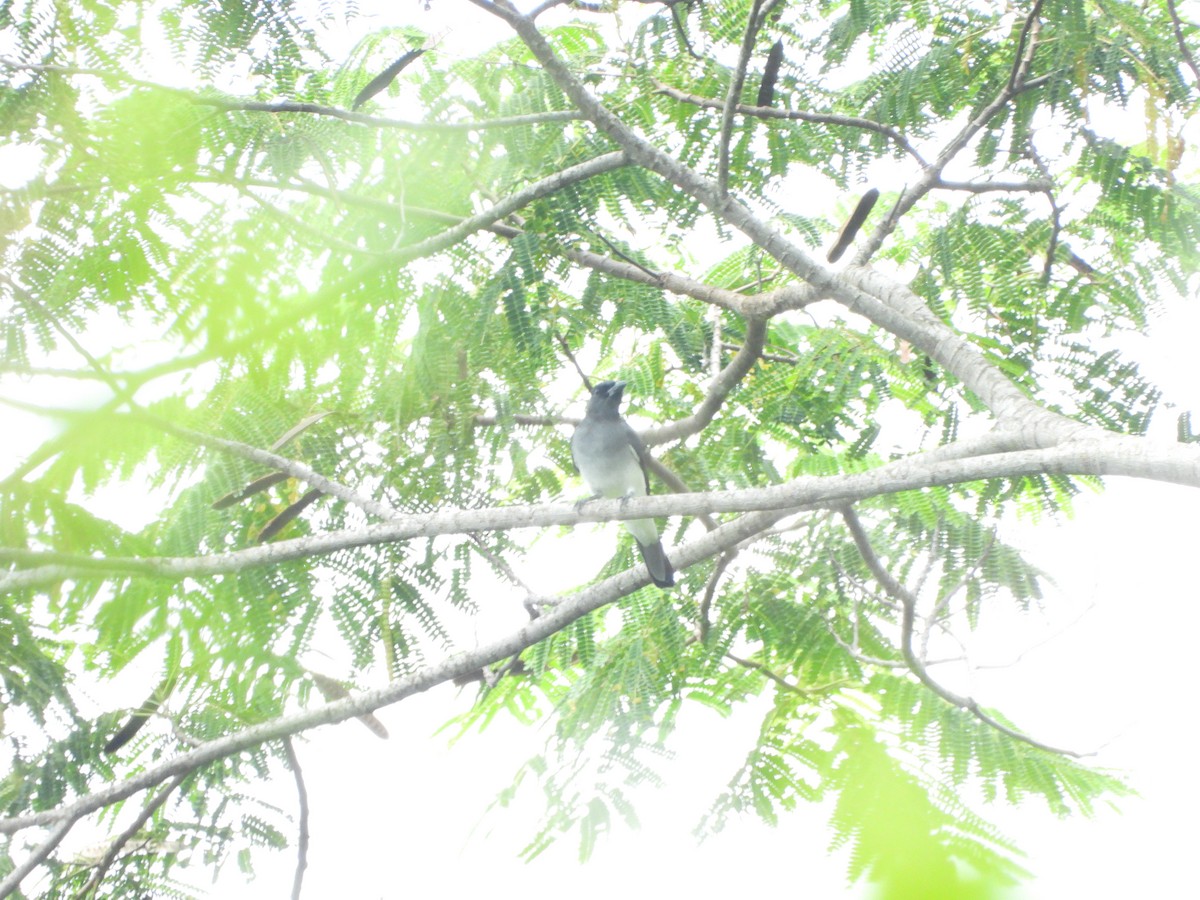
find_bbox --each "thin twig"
[0,57,584,131]
[1167,0,1200,87]
[3,276,132,403]
[467,534,545,607]
[840,506,1089,757]
[590,230,662,281]
[909,516,943,600]
[670,1,703,60]
[827,624,907,668]
[920,530,998,661]
[726,652,802,693]
[717,0,767,193]
[720,342,798,365]
[972,600,1098,671]
[728,652,853,695]
[553,330,592,391]
[1008,0,1046,92]
[75,774,187,899]
[856,1,1047,263]
[0,817,78,897]
[238,186,387,256]
[1024,145,1062,282]
[281,739,309,900]
[655,82,927,165]
[698,551,737,643]
[129,410,392,519]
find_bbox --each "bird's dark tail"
[637,539,675,588]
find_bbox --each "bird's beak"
[612,380,627,394]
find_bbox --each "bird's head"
[586,380,627,418]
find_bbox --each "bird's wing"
[621,420,653,494]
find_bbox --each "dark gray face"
[586,380,626,419]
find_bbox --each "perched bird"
[571,381,675,588]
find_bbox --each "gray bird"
[571,380,675,588]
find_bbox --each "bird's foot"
[574,492,601,513]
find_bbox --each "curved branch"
[840,507,1088,757]
[699,551,737,643]
[282,739,309,900]
[642,316,767,445]
[133,412,394,519]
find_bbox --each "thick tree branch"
[5,432,1199,594]
[467,0,1072,425]
[933,177,1053,194]
[832,265,1055,425]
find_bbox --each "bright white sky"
[4,3,1200,898]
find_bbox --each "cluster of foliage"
[2,0,1198,896]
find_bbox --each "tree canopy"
[2,0,1199,896]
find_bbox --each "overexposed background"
[3,3,1199,897]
